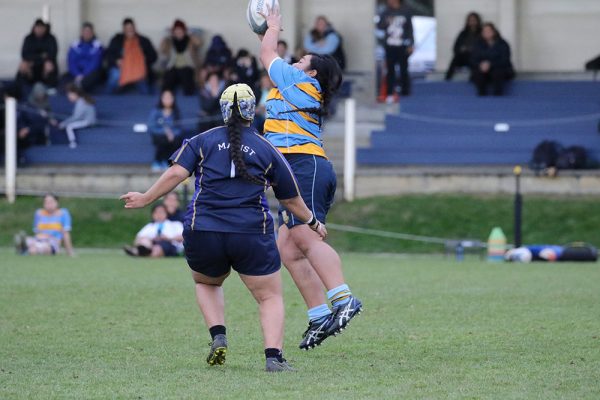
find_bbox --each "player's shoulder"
[189,125,227,141]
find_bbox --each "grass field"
[1,251,599,399]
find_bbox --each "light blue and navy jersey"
[33,208,72,241]
[169,126,301,234]
[264,57,326,158]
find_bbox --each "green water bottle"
[487,227,506,262]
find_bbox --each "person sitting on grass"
[51,84,96,149]
[124,203,183,258]
[14,193,74,257]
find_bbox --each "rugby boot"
[326,296,363,336]
[206,334,228,366]
[265,357,295,372]
[299,316,334,350]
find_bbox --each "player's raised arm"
[258,4,282,69]
[120,164,190,209]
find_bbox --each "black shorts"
[278,154,337,229]
[183,230,281,277]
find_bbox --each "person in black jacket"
[16,19,59,89]
[471,23,515,96]
[377,0,414,101]
[445,12,482,81]
[105,18,157,94]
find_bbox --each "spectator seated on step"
[470,22,515,96]
[147,89,182,171]
[64,22,104,93]
[16,83,52,164]
[50,84,96,149]
[445,12,482,81]
[105,17,157,94]
[159,19,202,96]
[16,19,59,91]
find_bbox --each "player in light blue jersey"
[14,193,74,256]
[258,5,363,350]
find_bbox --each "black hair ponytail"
[227,98,265,186]
[280,53,343,125]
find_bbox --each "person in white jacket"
[124,203,184,257]
[53,83,96,148]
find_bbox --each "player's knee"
[151,245,164,258]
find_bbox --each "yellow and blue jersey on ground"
[264,57,326,158]
[33,208,72,241]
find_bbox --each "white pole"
[5,97,17,203]
[343,98,356,202]
[42,4,51,23]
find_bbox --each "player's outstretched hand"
[310,220,328,240]
[259,3,282,31]
[120,192,149,209]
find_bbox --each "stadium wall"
[435,0,600,72]
[0,0,375,77]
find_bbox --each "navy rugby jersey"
[169,126,301,234]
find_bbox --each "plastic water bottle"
[487,227,507,262]
[456,243,464,261]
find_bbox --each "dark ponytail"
[227,98,265,186]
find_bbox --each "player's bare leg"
[191,271,228,365]
[240,271,293,371]
[278,225,326,308]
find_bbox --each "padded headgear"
[219,83,256,123]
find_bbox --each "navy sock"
[265,348,283,362]
[209,325,226,340]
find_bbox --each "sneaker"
[265,357,295,372]
[123,245,139,257]
[385,95,396,104]
[299,316,334,350]
[69,141,77,149]
[326,296,363,336]
[206,334,227,366]
[14,232,27,255]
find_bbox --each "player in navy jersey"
[258,6,363,350]
[121,83,327,372]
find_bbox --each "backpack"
[530,140,563,171]
[560,242,598,262]
[556,146,587,169]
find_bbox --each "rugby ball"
[247,0,279,35]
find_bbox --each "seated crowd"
[1,15,346,168]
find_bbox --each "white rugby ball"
[247,0,279,35]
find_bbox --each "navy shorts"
[155,240,180,257]
[278,154,337,229]
[183,230,281,277]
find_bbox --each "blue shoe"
[326,296,363,336]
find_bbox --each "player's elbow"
[260,49,277,69]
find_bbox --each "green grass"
[1,252,599,399]
[2,194,600,253]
